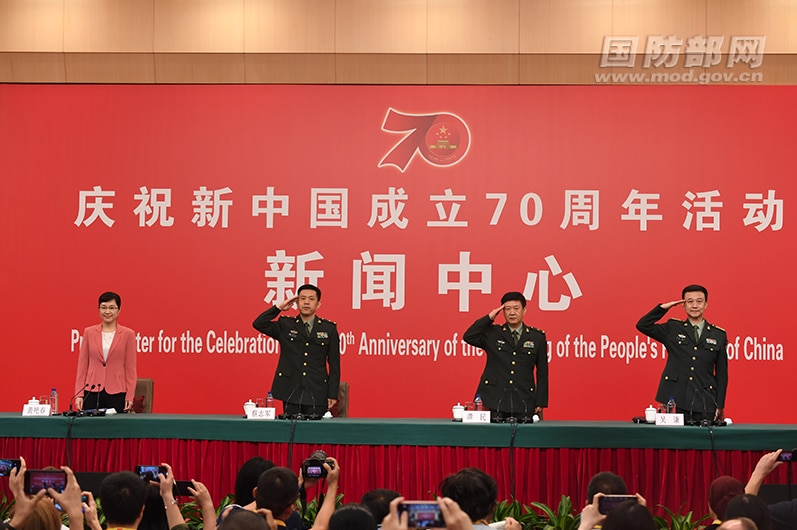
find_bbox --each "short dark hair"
[255,467,299,519]
[234,457,275,506]
[682,284,708,301]
[99,291,122,308]
[297,284,321,301]
[602,501,656,530]
[586,472,628,504]
[99,471,148,526]
[360,488,401,523]
[500,291,526,308]
[219,509,273,530]
[329,504,377,530]
[725,494,772,530]
[438,467,497,522]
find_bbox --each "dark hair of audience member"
[138,484,168,530]
[438,467,498,522]
[218,509,272,530]
[602,500,656,530]
[234,457,276,505]
[255,467,299,519]
[708,476,745,521]
[100,471,149,526]
[360,488,401,524]
[329,504,377,530]
[721,517,760,530]
[12,498,61,530]
[586,472,628,504]
[725,494,772,530]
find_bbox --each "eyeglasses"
[99,306,119,311]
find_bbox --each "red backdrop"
[0,85,793,422]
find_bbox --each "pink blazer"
[74,324,138,401]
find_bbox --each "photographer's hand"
[381,497,409,530]
[48,466,84,527]
[437,497,473,530]
[8,457,48,530]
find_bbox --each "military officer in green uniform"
[253,284,340,417]
[463,291,548,421]
[636,284,728,423]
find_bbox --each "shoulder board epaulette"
[526,326,545,334]
[318,317,337,325]
[670,318,686,324]
[708,323,725,332]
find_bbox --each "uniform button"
[665,376,669,380]
[509,380,514,384]
[304,353,308,356]
[511,361,516,365]
[694,347,698,350]
[305,342,309,346]
[278,372,283,376]
[692,356,696,360]
[689,376,694,381]
[302,372,307,376]
[303,362,307,366]
[484,380,489,384]
[513,352,517,356]
[510,371,515,375]
[691,367,695,371]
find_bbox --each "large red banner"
[0,85,793,422]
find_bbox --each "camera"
[398,501,445,529]
[24,470,67,494]
[598,495,637,515]
[135,465,168,482]
[777,451,794,462]
[301,450,334,479]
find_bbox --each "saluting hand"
[278,296,299,311]
[488,304,505,321]
[660,299,684,310]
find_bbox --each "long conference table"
[1,413,796,518]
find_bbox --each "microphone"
[278,384,301,420]
[308,390,322,421]
[294,386,307,421]
[63,384,91,417]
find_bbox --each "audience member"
[586,472,628,504]
[255,467,302,530]
[743,450,796,530]
[602,500,656,530]
[218,509,276,530]
[381,496,474,530]
[438,467,520,530]
[99,471,148,530]
[361,489,401,527]
[235,457,276,506]
[706,476,747,529]
[720,518,760,530]
[328,504,376,530]
[726,494,772,530]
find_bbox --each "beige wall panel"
[155,0,244,53]
[758,55,797,84]
[427,54,518,84]
[0,0,64,52]
[519,54,602,84]
[64,0,154,53]
[244,0,335,53]
[245,53,336,83]
[335,0,427,54]
[520,0,612,54]
[427,0,519,54]
[336,53,427,84]
[707,0,796,54]
[154,53,245,83]
[0,52,65,82]
[64,53,156,83]
[612,0,707,42]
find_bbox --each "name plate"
[655,413,685,426]
[22,404,51,416]
[462,410,491,423]
[247,407,276,420]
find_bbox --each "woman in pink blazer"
[74,292,137,412]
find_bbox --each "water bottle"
[266,391,274,409]
[473,394,483,411]
[50,388,59,415]
[666,396,676,414]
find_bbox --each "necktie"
[305,321,312,336]
[694,325,700,342]
[512,330,520,346]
